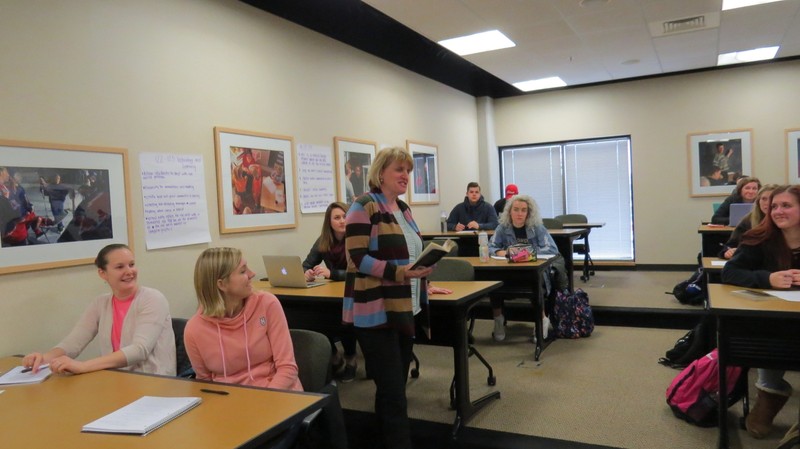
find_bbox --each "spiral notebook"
[82,396,202,435]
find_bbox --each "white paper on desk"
[0,366,51,385]
[711,260,727,267]
[456,230,477,234]
[538,254,556,260]
[490,255,506,260]
[764,290,800,302]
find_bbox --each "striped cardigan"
[342,190,429,337]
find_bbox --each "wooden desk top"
[547,228,586,237]
[422,228,587,238]
[420,230,494,238]
[0,357,324,449]
[708,283,800,316]
[561,222,605,228]
[453,256,552,270]
[698,224,735,233]
[702,257,727,272]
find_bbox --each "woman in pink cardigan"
[184,247,301,391]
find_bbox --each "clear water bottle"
[478,231,489,262]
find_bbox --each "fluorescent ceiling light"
[513,77,567,92]
[722,0,786,11]
[437,30,515,56]
[717,46,779,65]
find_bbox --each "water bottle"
[440,210,447,233]
[478,231,489,262]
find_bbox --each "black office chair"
[171,318,195,378]
[555,214,594,282]
[542,218,563,230]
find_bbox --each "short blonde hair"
[194,247,242,318]
[368,146,414,190]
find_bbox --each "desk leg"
[450,308,500,438]
[717,317,729,449]
[532,274,546,361]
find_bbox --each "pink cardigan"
[184,291,302,391]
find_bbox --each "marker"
[21,364,49,374]
[200,388,229,395]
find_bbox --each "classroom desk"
[455,256,555,361]
[707,284,800,449]
[701,257,726,283]
[698,224,734,257]
[0,356,326,449]
[253,280,504,437]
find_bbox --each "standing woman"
[22,244,176,375]
[343,147,434,449]
[719,184,779,259]
[302,201,359,381]
[721,185,800,439]
[711,176,761,224]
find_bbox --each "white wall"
[493,61,800,265]
[0,0,480,358]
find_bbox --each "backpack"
[552,288,594,338]
[665,349,747,427]
[671,268,707,306]
[658,317,712,369]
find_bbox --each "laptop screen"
[728,203,752,227]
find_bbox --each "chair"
[555,214,595,282]
[290,329,347,449]
[171,318,195,378]
[542,218,563,230]
[712,202,722,213]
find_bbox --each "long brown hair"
[318,202,348,253]
[748,184,780,228]
[741,185,798,270]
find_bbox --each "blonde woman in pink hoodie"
[184,247,301,391]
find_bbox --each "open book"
[82,396,202,435]
[411,239,456,270]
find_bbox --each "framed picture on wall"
[406,140,439,205]
[214,127,297,233]
[687,129,753,197]
[334,136,376,205]
[786,128,800,184]
[0,139,132,275]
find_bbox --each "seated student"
[446,181,498,231]
[493,183,518,216]
[302,201,359,382]
[22,244,176,375]
[710,176,761,225]
[488,194,567,342]
[718,184,778,259]
[721,185,799,440]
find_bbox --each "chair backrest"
[542,218,564,229]
[290,329,331,393]
[424,238,459,257]
[555,214,588,224]
[712,202,722,213]
[427,258,474,282]
[171,318,195,378]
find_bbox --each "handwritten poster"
[297,143,336,213]
[139,153,211,249]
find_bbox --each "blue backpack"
[553,288,594,338]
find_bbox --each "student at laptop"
[721,185,799,440]
[710,176,761,225]
[719,184,778,259]
[302,201,359,382]
[22,244,176,376]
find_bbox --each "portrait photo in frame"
[406,140,439,205]
[687,129,753,197]
[334,136,376,205]
[214,127,297,234]
[0,139,132,275]
[786,128,800,184]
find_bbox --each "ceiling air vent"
[649,12,720,37]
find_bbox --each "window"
[499,136,634,260]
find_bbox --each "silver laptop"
[262,255,325,288]
[728,203,753,226]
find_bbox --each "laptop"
[262,255,326,288]
[728,203,753,226]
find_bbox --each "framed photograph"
[406,140,440,205]
[687,129,753,197]
[0,139,132,275]
[213,127,297,234]
[786,128,800,184]
[334,137,376,205]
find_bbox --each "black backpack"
[659,317,712,369]
[671,268,707,306]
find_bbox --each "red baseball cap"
[504,184,519,199]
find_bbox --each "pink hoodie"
[184,291,302,391]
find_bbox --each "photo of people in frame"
[412,153,437,195]
[342,151,372,204]
[697,139,743,187]
[229,146,287,215]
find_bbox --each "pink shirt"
[111,294,135,351]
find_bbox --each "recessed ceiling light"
[513,77,567,92]
[717,46,779,65]
[621,58,640,65]
[437,30,515,56]
[580,0,610,8]
[722,0,786,11]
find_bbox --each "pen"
[21,364,49,374]
[200,388,229,395]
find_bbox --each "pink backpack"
[665,349,746,427]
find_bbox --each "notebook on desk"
[728,203,753,226]
[262,255,325,288]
